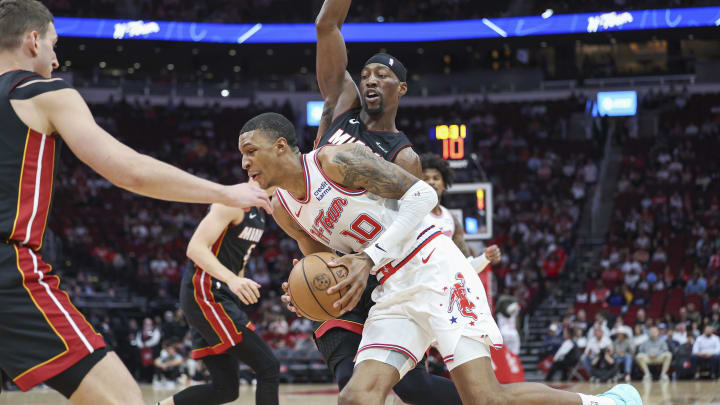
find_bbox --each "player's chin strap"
[364,180,438,267]
[468,253,490,273]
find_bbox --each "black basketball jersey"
[0,70,70,250]
[314,108,412,162]
[212,207,266,275]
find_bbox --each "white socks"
[578,393,616,405]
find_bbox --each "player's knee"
[334,358,355,391]
[338,385,377,405]
[214,384,239,403]
[258,356,280,382]
[392,369,427,403]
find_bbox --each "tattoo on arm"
[332,144,417,199]
[320,102,335,131]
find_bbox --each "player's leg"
[339,359,401,405]
[162,353,240,405]
[392,361,462,405]
[314,327,363,389]
[448,337,641,405]
[61,350,144,405]
[225,327,279,405]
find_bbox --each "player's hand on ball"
[327,252,373,315]
[281,281,302,317]
[224,182,273,214]
[485,245,501,264]
[227,276,261,305]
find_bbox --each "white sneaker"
[660,373,669,382]
[642,374,652,382]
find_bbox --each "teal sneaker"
[598,384,643,405]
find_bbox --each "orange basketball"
[288,252,349,322]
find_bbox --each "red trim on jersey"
[282,154,312,204]
[355,343,418,366]
[190,266,244,359]
[313,107,356,150]
[274,190,329,246]
[13,246,105,391]
[9,73,40,94]
[313,147,366,196]
[377,230,442,285]
[314,319,364,338]
[9,130,56,249]
[389,143,412,162]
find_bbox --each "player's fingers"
[282,281,289,293]
[339,287,363,314]
[243,285,259,303]
[334,282,360,309]
[281,293,291,303]
[327,277,351,295]
[249,284,260,300]
[236,289,251,305]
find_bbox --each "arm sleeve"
[363,180,437,266]
[469,254,490,273]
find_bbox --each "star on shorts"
[470,321,475,326]
[450,316,458,324]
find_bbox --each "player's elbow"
[315,15,337,33]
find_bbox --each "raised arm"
[315,0,361,142]
[34,88,271,211]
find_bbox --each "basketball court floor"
[1,381,718,404]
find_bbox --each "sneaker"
[624,374,631,383]
[598,384,644,405]
[660,374,669,382]
[642,373,652,382]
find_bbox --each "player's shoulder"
[209,203,245,223]
[5,71,73,100]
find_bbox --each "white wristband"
[469,253,490,273]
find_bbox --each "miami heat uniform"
[312,108,413,372]
[0,70,106,392]
[179,207,265,359]
[275,148,502,376]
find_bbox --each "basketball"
[288,252,349,322]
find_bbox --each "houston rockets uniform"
[275,148,502,376]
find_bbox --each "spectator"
[581,326,613,374]
[635,326,672,381]
[542,323,563,357]
[574,327,588,352]
[606,286,626,307]
[685,271,707,295]
[590,280,610,303]
[687,302,702,325]
[612,326,635,382]
[132,317,162,383]
[674,334,696,380]
[672,323,689,345]
[153,342,184,389]
[545,329,579,382]
[691,326,720,379]
[587,312,610,339]
[574,309,589,332]
[590,346,618,383]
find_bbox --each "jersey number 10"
[340,214,383,245]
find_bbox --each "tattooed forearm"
[331,144,418,199]
[452,215,473,256]
[320,102,335,130]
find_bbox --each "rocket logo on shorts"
[447,273,478,321]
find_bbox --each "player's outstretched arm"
[186,204,261,305]
[36,88,272,211]
[314,0,361,145]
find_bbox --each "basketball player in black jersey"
[155,198,279,405]
[0,1,270,403]
[278,1,469,404]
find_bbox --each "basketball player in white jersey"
[238,112,643,405]
[420,153,501,272]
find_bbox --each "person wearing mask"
[691,326,720,379]
[635,327,672,381]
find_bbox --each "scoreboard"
[431,124,467,160]
[445,182,493,240]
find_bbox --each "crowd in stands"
[542,90,720,382]
[5,93,598,388]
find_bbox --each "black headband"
[363,53,407,82]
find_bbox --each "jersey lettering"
[238,226,263,243]
[326,129,382,158]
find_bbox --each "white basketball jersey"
[426,205,455,238]
[274,148,426,266]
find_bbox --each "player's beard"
[362,99,384,116]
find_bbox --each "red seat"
[685,294,703,311]
[646,290,668,319]
[665,288,684,318]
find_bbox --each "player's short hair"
[420,153,454,189]
[0,0,53,51]
[240,112,298,151]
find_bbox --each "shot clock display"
[430,124,467,160]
